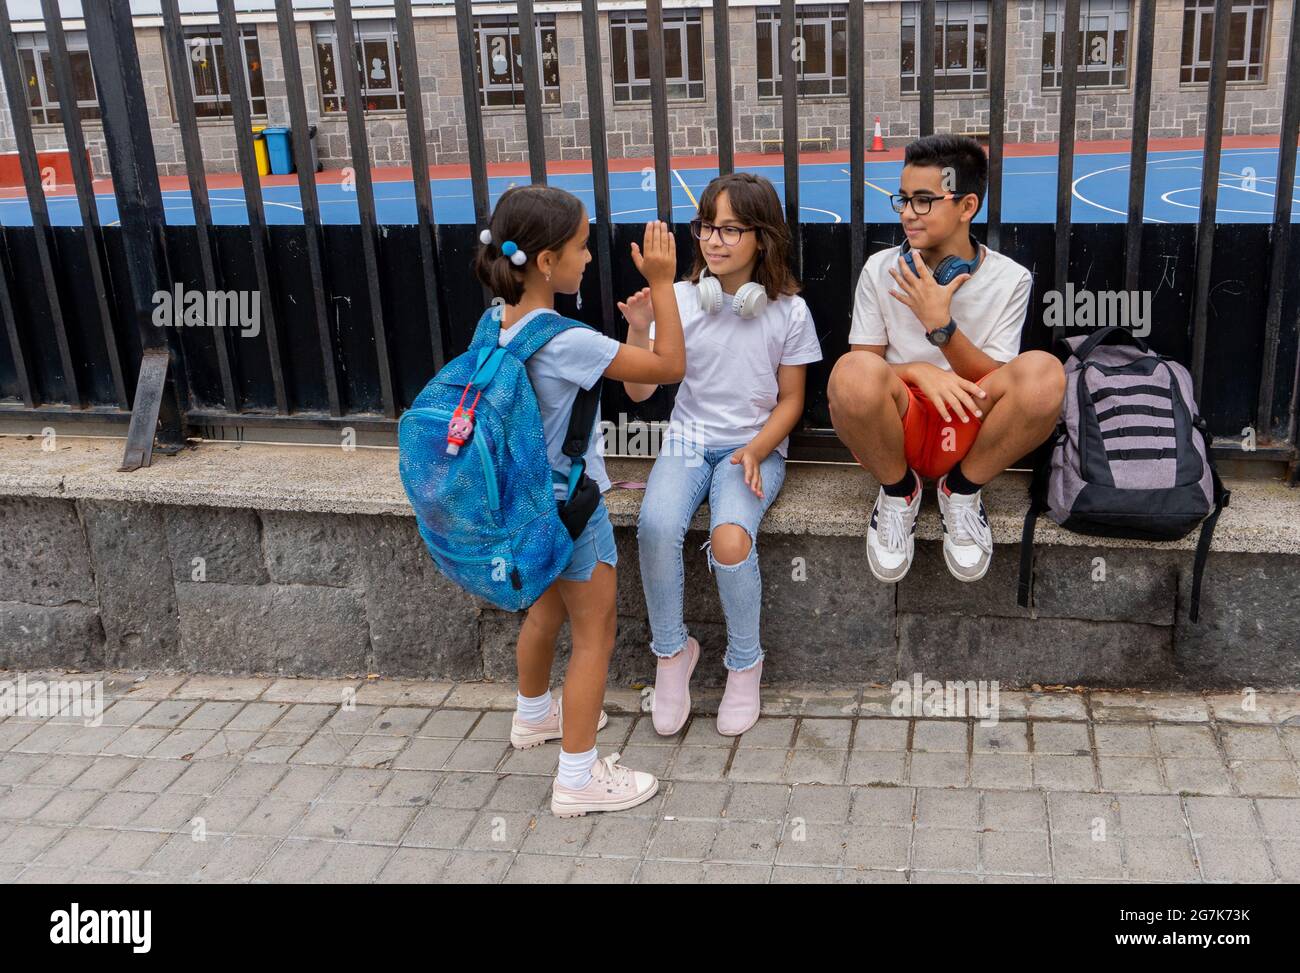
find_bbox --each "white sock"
[516,689,552,724]
[557,746,598,789]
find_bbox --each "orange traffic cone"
[869,115,885,152]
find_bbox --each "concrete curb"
[2,435,1298,554]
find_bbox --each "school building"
[0,0,1295,178]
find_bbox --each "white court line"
[610,204,699,218]
[611,201,841,222]
[1070,148,1288,222]
[802,206,842,223]
[838,169,895,198]
[1071,154,1204,222]
[1160,183,1300,216]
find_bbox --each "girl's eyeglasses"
[689,219,756,246]
[889,192,959,215]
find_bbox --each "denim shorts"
[558,496,617,582]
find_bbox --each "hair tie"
[478,227,493,246]
[501,240,527,267]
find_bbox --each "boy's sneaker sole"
[942,545,992,583]
[866,545,912,584]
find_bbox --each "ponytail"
[474,243,526,306]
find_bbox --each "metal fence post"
[1190,0,1233,401]
[83,0,187,469]
[1257,0,1300,445]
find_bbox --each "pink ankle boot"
[651,636,700,736]
[716,661,763,736]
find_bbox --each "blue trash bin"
[263,127,293,175]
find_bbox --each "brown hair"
[686,172,800,301]
[473,184,586,305]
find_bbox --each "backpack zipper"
[401,406,501,513]
[422,539,522,591]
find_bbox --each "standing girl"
[476,186,685,815]
[620,173,823,737]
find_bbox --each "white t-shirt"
[848,244,1032,369]
[650,280,824,457]
[497,306,620,498]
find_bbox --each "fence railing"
[0,0,1297,476]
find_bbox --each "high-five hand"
[630,221,676,288]
[617,286,654,332]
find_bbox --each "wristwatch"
[927,319,958,347]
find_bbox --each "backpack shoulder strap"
[556,378,605,536]
[564,379,603,461]
[1016,440,1055,609]
[506,312,593,363]
[1188,419,1231,623]
[468,304,503,353]
[1189,493,1224,623]
[501,310,606,496]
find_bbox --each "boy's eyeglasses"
[889,192,961,215]
[689,219,756,246]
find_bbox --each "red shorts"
[901,381,983,480]
[843,370,995,482]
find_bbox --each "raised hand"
[617,286,654,332]
[630,220,677,287]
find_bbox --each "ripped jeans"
[637,440,786,672]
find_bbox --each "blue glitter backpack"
[398,306,604,611]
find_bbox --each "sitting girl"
[620,173,823,737]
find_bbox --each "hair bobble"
[478,227,526,265]
[501,240,527,267]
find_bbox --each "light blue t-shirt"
[496,306,619,498]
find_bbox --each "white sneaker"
[866,472,922,583]
[936,476,994,582]
[550,752,659,817]
[510,698,608,750]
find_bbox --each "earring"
[545,271,552,283]
[576,291,583,310]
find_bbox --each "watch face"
[929,326,951,346]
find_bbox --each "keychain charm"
[445,406,475,455]
[446,383,484,455]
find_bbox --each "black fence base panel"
[2,222,1297,452]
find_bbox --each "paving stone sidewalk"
[1,672,1299,883]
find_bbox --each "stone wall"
[0,1,1293,174]
[3,494,1297,689]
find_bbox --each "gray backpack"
[1017,328,1229,621]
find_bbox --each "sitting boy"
[828,134,1065,583]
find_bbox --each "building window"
[180,24,266,119]
[610,10,705,103]
[15,31,100,126]
[757,5,848,98]
[314,20,405,113]
[474,14,560,108]
[1042,0,1130,89]
[1180,0,1269,83]
[901,1,989,94]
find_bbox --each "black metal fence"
[0,0,1298,474]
